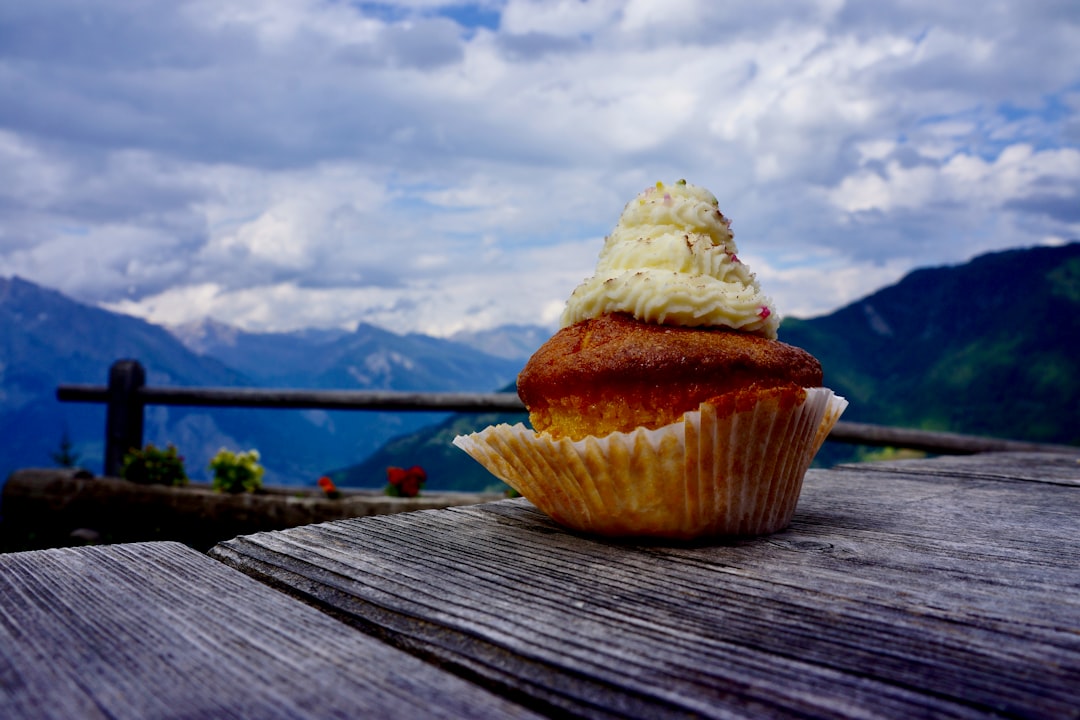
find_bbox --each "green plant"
[209,448,265,494]
[50,430,81,468]
[121,444,189,486]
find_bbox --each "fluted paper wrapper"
[453,387,847,539]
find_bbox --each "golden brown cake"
[454,180,847,539]
[518,312,822,440]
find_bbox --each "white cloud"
[104,236,601,336]
[184,0,382,46]
[0,131,72,210]
[502,0,621,36]
[750,253,912,321]
[0,0,1077,336]
[829,144,1080,215]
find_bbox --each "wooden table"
[2,451,1078,718]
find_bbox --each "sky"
[1,0,1078,338]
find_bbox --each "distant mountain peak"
[167,318,354,357]
[450,324,551,361]
[2,275,87,311]
[168,318,242,353]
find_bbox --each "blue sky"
[1,0,1077,337]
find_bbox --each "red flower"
[386,465,426,498]
[317,475,341,499]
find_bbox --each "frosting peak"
[560,180,780,339]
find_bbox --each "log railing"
[58,360,1077,478]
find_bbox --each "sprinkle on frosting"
[560,180,781,338]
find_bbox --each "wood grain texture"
[211,452,1080,719]
[0,541,537,720]
[836,449,1080,486]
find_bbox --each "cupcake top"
[560,180,779,339]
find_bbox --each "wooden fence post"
[104,360,146,478]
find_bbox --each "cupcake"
[454,180,847,538]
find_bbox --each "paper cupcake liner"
[453,387,847,539]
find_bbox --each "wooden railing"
[57,360,1077,478]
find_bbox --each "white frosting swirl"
[561,180,780,338]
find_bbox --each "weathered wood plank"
[57,384,530,412]
[211,453,1080,719]
[825,422,1078,455]
[835,449,1080,486]
[0,541,538,720]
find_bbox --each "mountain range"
[0,279,523,486]
[331,242,1080,490]
[783,243,1080,448]
[2,242,1077,491]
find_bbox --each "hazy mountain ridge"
[335,242,1080,490]
[0,276,258,482]
[0,278,521,484]
[449,325,550,361]
[169,318,352,365]
[171,317,521,391]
